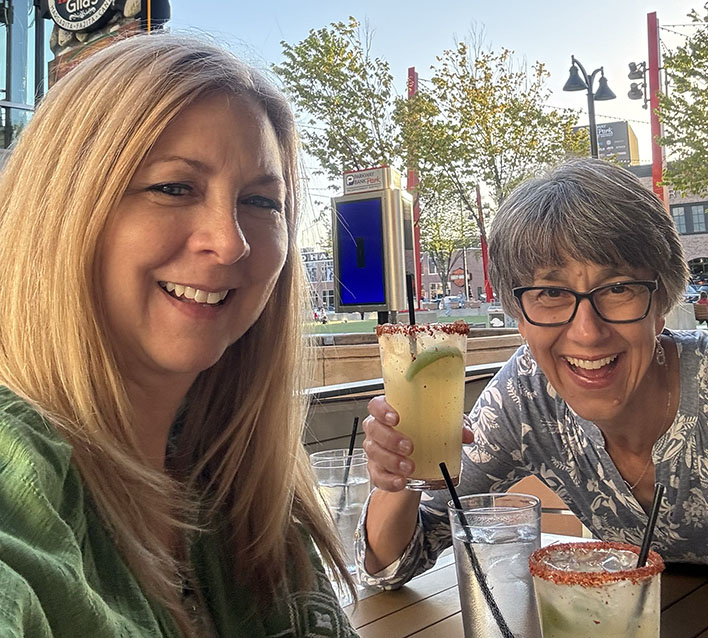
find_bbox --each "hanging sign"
[48,0,117,32]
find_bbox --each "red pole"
[647,11,668,209]
[407,66,423,308]
[476,185,494,302]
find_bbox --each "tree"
[659,6,708,196]
[276,22,585,295]
[396,41,587,219]
[418,183,478,297]
[273,17,398,183]
[395,40,585,296]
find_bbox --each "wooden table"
[345,535,708,637]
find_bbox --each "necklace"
[624,340,672,492]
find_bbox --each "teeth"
[159,282,229,305]
[565,355,617,370]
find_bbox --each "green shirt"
[0,387,358,637]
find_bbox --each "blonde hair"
[0,33,351,635]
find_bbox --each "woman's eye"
[609,285,629,294]
[241,195,283,213]
[149,183,192,197]
[541,288,564,299]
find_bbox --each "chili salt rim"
[528,541,664,587]
[375,320,469,337]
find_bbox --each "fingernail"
[393,477,405,490]
[384,412,397,425]
[398,440,412,455]
[399,460,413,474]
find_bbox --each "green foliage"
[275,22,585,281]
[394,40,585,289]
[659,5,708,196]
[396,43,586,213]
[273,17,398,182]
[416,181,478,295]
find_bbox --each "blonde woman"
[0,34,356,637]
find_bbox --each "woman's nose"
[189,201,250,265]
[566,297,609,342]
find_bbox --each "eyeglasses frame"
[511,280,659,327]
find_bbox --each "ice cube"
[601,554,625,572]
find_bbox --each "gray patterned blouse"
[357,329,708,588]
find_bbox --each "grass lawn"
[305,314,491,335]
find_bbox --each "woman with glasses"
[357,158,706,588]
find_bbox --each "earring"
[521,338,533,368]
[655,337,666,366]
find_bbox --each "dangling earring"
[521,338,533,368]
[655,336,666,366]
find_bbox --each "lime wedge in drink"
[405,346,463,381]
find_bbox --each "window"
[429,282,443,299]
[691,205,706,233]
[672,203,708,234]
[305,263,317,282]
[322,290,335,309]
[1,0,49,150]
[427,256,437,274]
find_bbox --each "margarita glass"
[529,541,664,637]
[376,321,468,490]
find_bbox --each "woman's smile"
[561,351,620,387]
[156,280,234,321]
[158,281,231,306]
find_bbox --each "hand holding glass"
[376,322,468,490]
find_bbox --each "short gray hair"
[489,158,688,318]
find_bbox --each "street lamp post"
[563,55,616,158]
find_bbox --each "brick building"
[302,248,335,309]
[419,247,487,302]
[628,164,708,280]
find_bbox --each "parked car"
[684,284,700,304]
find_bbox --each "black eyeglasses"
[512,280,658,327]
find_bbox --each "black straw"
[335,417,360,523]
[406,273,416,325]
[637,482,664,567]
[440,462,514,638]
[342,417,359,485]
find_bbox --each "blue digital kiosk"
[332,167,415,322]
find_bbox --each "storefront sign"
[343,166,402,195]
[48,0,116,32]
[449,268,467,286]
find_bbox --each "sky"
[168,0,700,245]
